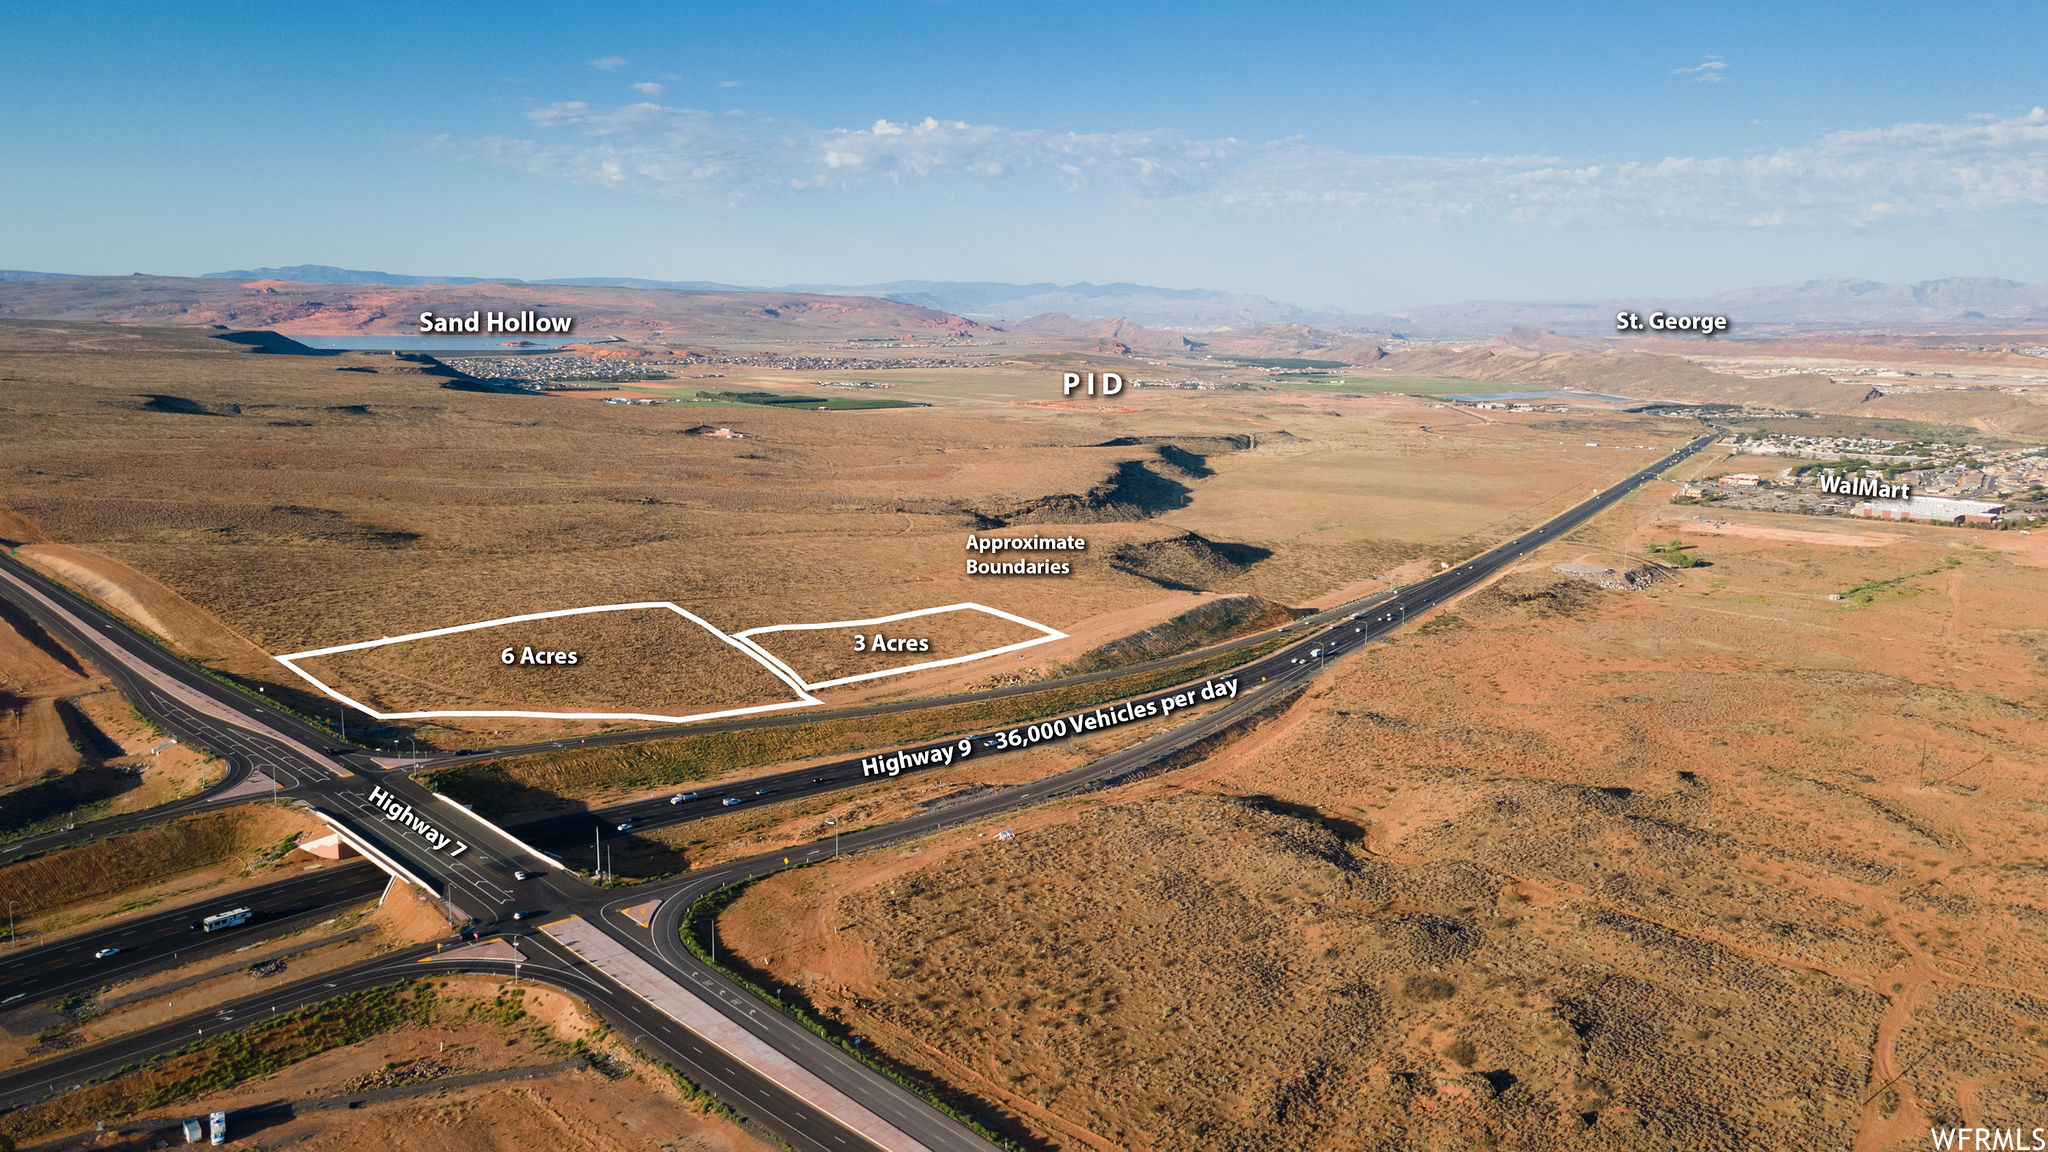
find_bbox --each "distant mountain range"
[190,266,1319,329]
[1384,278,2048,336]
[199,265,736,291]
[186,268,2048,333]
[4,265,2043,334]
[0,275,981,341]
[801,281,1320,328]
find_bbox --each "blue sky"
[4,1,2046,310]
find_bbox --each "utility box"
[183,1118,204,1143]
[209,1110,227,1145]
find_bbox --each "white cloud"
[1673,57,1727,83]
[631,81,665,97]
[719,79,743,88]
[439,103,2048,230]
[589,55,627,71]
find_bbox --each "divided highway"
[0,430,1712,1150]
[516,430,1717,856]
[0,864,386,1009]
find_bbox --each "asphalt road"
[0,937,896,1152]
[0,429,1699,852]
[0,566,1009,1150]
[513,430,1717,860]
[413,434,1711,773]
[0,428,1712,1150]
[0,552,377,863]
[0,863,386,1009]
[409,598,1363,772]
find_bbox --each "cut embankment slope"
[0,805,329,924]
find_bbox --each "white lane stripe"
[541,917,935,1152]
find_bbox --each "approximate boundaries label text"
[965,533,1085,576]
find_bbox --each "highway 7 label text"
[367,785,469,857]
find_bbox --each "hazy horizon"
[9,264,2047,328]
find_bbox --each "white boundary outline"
[733,602,1067,690]
[272,600,1068,722]
[273,602,822,723]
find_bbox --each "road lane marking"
[541,917,938,1152]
